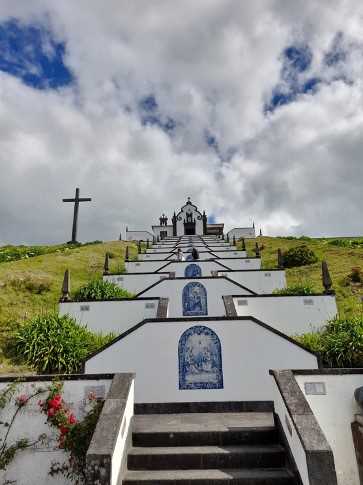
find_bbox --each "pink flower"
[59,425,69,435]
[15,394,28,407]
[47,407,56,417]
[68,413,77,425]
[48,395,62,411]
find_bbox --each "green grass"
[0,240,137,373]
[240,236,363,319]
[0,236,362,373]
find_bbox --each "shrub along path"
[0,240,137,373]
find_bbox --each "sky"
[0,1,362,244]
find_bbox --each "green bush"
[295,332,323,354]
[73,279,134,301]
[14,313,114,373]
[273,284,314,296]
[296,316,363,368]
[282,245,318,268]
[328,238,363,248]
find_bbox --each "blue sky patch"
[265,43,320,113]
[0,18,73,89]
[138,94,176,133]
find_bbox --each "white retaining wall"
[138,277,254,317]
[0,377,112,485]
[126,231,154,241]
[86,318,318,403]
[211,250,247,258]
[157,261,233,277]
[59,298,162,335]
[218,270,286,293]
[104,273,171,294]
[126,261,170,273]
[233,295,337,335]
[217,258,261,270]
[296,373,363,485]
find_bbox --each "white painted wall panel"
[126,261,170,273]
[104,273,170,294]
[139,278,252,317]
[211,251,247,258]
[157,261,228,277]
[233,295,337,334]
[59,299,160,335]
[219,270,286,293]
[217,258,261,270]
[296,373,363,485]
[86,319,318,403]
[126,231,154,241]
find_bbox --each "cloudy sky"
[0,1,362,244]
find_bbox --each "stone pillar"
[104,253,110,275]
[60,269,71,302]
[125,246,129,262]
[322,261,334,294]
[277,248,284,269]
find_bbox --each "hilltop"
[0,236,362,373]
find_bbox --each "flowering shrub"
[39,382,103,482]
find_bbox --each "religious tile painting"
[184,263,202,278]
[178,325,223,390]
[182,282,208,316]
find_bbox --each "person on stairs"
[191,247,199,260]
[176,248,185,261]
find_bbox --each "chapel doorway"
[184,223,196,235]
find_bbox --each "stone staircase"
[122,403,298,484]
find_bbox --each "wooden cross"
[62,187,92,243]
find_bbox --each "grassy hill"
[0,237,362,373]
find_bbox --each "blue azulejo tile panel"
[186,254,194,261]
[182,282,208,316]
[184,263,202,278]
[178,325,223,390]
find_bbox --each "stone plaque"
[237,299,248,306]
[264,272,271,277]
[145,303,155,309]
[303,298,314,306]
[117,277,124,282]
[304,382,326,395]
[80,304,90,312]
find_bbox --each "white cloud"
[0,0,362,243]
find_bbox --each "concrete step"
[134,401,273,415]
[123,468,296,484]
[128,444,286,470]
[132,413,277,447]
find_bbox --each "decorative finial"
[119,233,122,241]
[138,240,141,254]
[277,248,284,269]
[147,239,150,249]
[226,233,229,243]
[241,238,246,251]
[125,246,129,262]
[104,253,110,275]
[255,242,260,257]
[322,261,334,294]
[60,269,71,302]
[259,228,262,237]
[233,235,236,246]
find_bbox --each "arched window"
[184,264,202,278]
[178,325,223,389]
[182,282,207,316]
